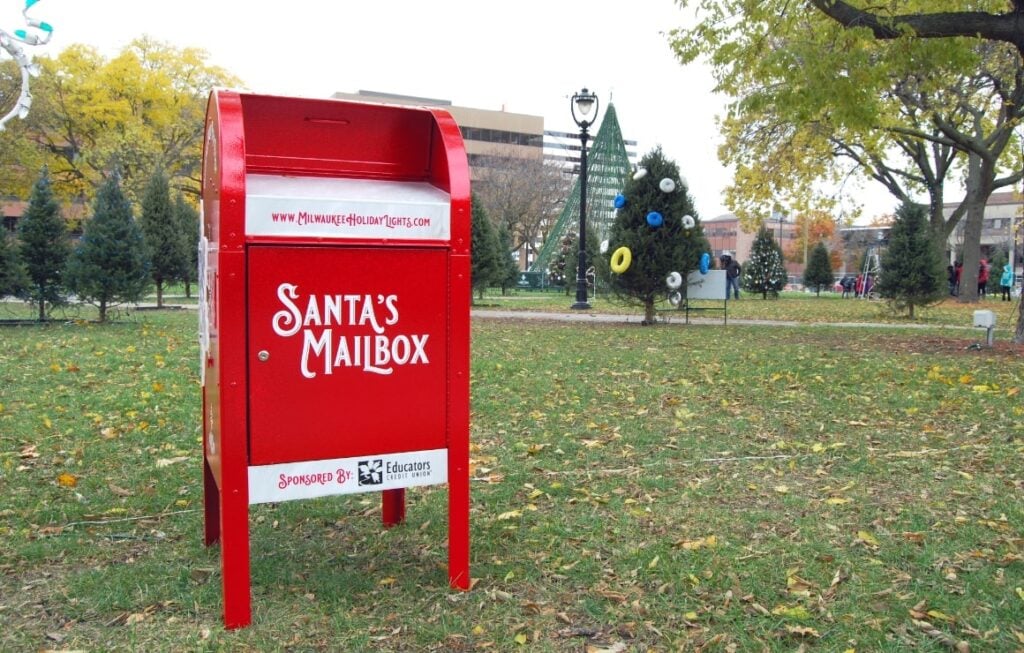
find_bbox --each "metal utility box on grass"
[199,91,471,629]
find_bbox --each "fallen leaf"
[825,497,850,505]
[108,484,133,497]
[784,625,821,638]
[772,605,812,620]
[497,510,522,521]
[125,612,147,625]
[586,644,627,653]
[856,530,880,547]
[514,632,528,645]
[155,457,189,468]
[57,473,77,488]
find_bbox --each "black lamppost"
[570,87,598,310]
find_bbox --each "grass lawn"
[475,288,1022,331]
[0,306,1022,651]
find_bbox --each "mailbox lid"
[247,245,448,465]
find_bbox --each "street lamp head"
[571,87,599,129]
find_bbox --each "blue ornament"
[646,211,664,228]
[614,194,626,209]
[699,252,710,274]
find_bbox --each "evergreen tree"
[605,147,709,323]
[470,195,501,301]
[0,229,28,299]
[549,233,575,291]
[174,194,200,298]
[742,226,787,299]
[139,170,187,308]
[17,168,71,321]
[495,223,519,296]
[803,241,834,296]
[876,202,945,318]
[551,231,600,296]
[67,175,150,322]
[985,249,1007,297]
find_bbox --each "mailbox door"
[247,246,448,465]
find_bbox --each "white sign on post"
[686,270,727,300]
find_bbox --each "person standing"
[978,259,989,297]
[947,264,956,296]
[954,261,963,295]
[725,255,742,300]
[1000,262,1014,301]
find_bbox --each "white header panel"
[245,174,451,241]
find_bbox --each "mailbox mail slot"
[200,91,470,629]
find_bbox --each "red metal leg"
[220,486,251,629]
[203,457,221,546]
[382,488,406,526]
[447,444,470,589]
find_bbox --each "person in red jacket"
[978,259,989,297]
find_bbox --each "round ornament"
[646,212,664,228]
[610,246,632,274]
[659,178,676,193]
[666,271,683,290]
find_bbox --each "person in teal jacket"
[1000,263,1014,301]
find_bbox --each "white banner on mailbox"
[248,448,448,505]
[245,174,451,241]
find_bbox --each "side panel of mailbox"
[201,91,249,502]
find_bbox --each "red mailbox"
[199,91,471,629]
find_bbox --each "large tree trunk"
[156,279,164,309]
[957,154,992,304]
[98,299,107,323]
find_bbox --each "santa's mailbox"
[199,91,471,629]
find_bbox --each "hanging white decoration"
[0,0,53,131]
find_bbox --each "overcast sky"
[14,0,897,221]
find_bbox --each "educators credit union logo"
[271,283,431,379]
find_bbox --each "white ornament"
[666,271,683,290]
[633,167,648,181]
[659,178,676,193]
[682,215,695,229]
[599,239,609,254]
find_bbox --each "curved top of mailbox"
[202,90,470,250]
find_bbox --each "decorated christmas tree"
[605,147,710,323]
[742,226,787,299]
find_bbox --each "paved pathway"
[471,308,979,331]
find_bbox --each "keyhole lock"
[257,350,270,362]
